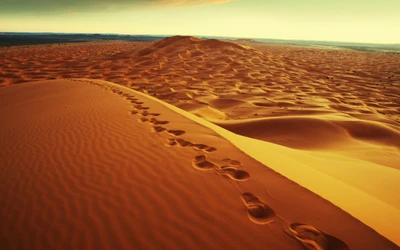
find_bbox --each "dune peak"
[133,35,256,58]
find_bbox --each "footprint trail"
[81,80,350,249]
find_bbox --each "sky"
[1,0,399,43]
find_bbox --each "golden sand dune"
[1,36,400,247]
[0,79,398,249]
[148,80,400,246]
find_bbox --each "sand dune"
[1,79,398,250]
[136,78,400,246]
[1,36,398,126]
[214,115,400,151]
[1,36,400,248]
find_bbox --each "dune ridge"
[1,79,398,249]
[113,78,400,246]
[1,35,399,248]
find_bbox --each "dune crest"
[1,79,399,249]
[117,79,400,246]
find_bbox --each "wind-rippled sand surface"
[1,37,400,249]
[1,37,399,125]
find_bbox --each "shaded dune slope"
[215,116,400,150]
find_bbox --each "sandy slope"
[147,90,400,246]
[1,36,400,248]
[1,79,398,250]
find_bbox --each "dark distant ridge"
[1,32,399,53]
[234,38,258,43]
[145,35,251,52]
[249,38,400,53]
[0,33,166,46]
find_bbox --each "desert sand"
[1,36,400,249]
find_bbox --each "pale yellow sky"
[1,0,399,43]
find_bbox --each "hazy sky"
[1,0,399,43]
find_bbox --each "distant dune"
[1,36,400,248]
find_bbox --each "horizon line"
[1,31,399,45]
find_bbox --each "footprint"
[241,193,276,224]
[176,138,193,147]
[167,130,186,136]
[193,144,216,152]
[138,111,149,117]
[222,158,231,163]
[193,144,209,150]
[218,166,250,181]
[131,110,139,115]
[157,121,170,125]
[148,118,157,124]
[288,223,349,250]
[134,105,150,110]
[149,113,160,117]
[229,160,241,166]
[132,101,143,105]
[153,126,166,133]
[133,104,150,110]
[149,118,169,125]
[204,147,217,153]
[192,155,217,170]
[166,138,177,147]
[139,117,149,123]
[194,155,206,161]
[222,158,239,164]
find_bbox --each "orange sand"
[0,79,397,249]
[1,36,400,248]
